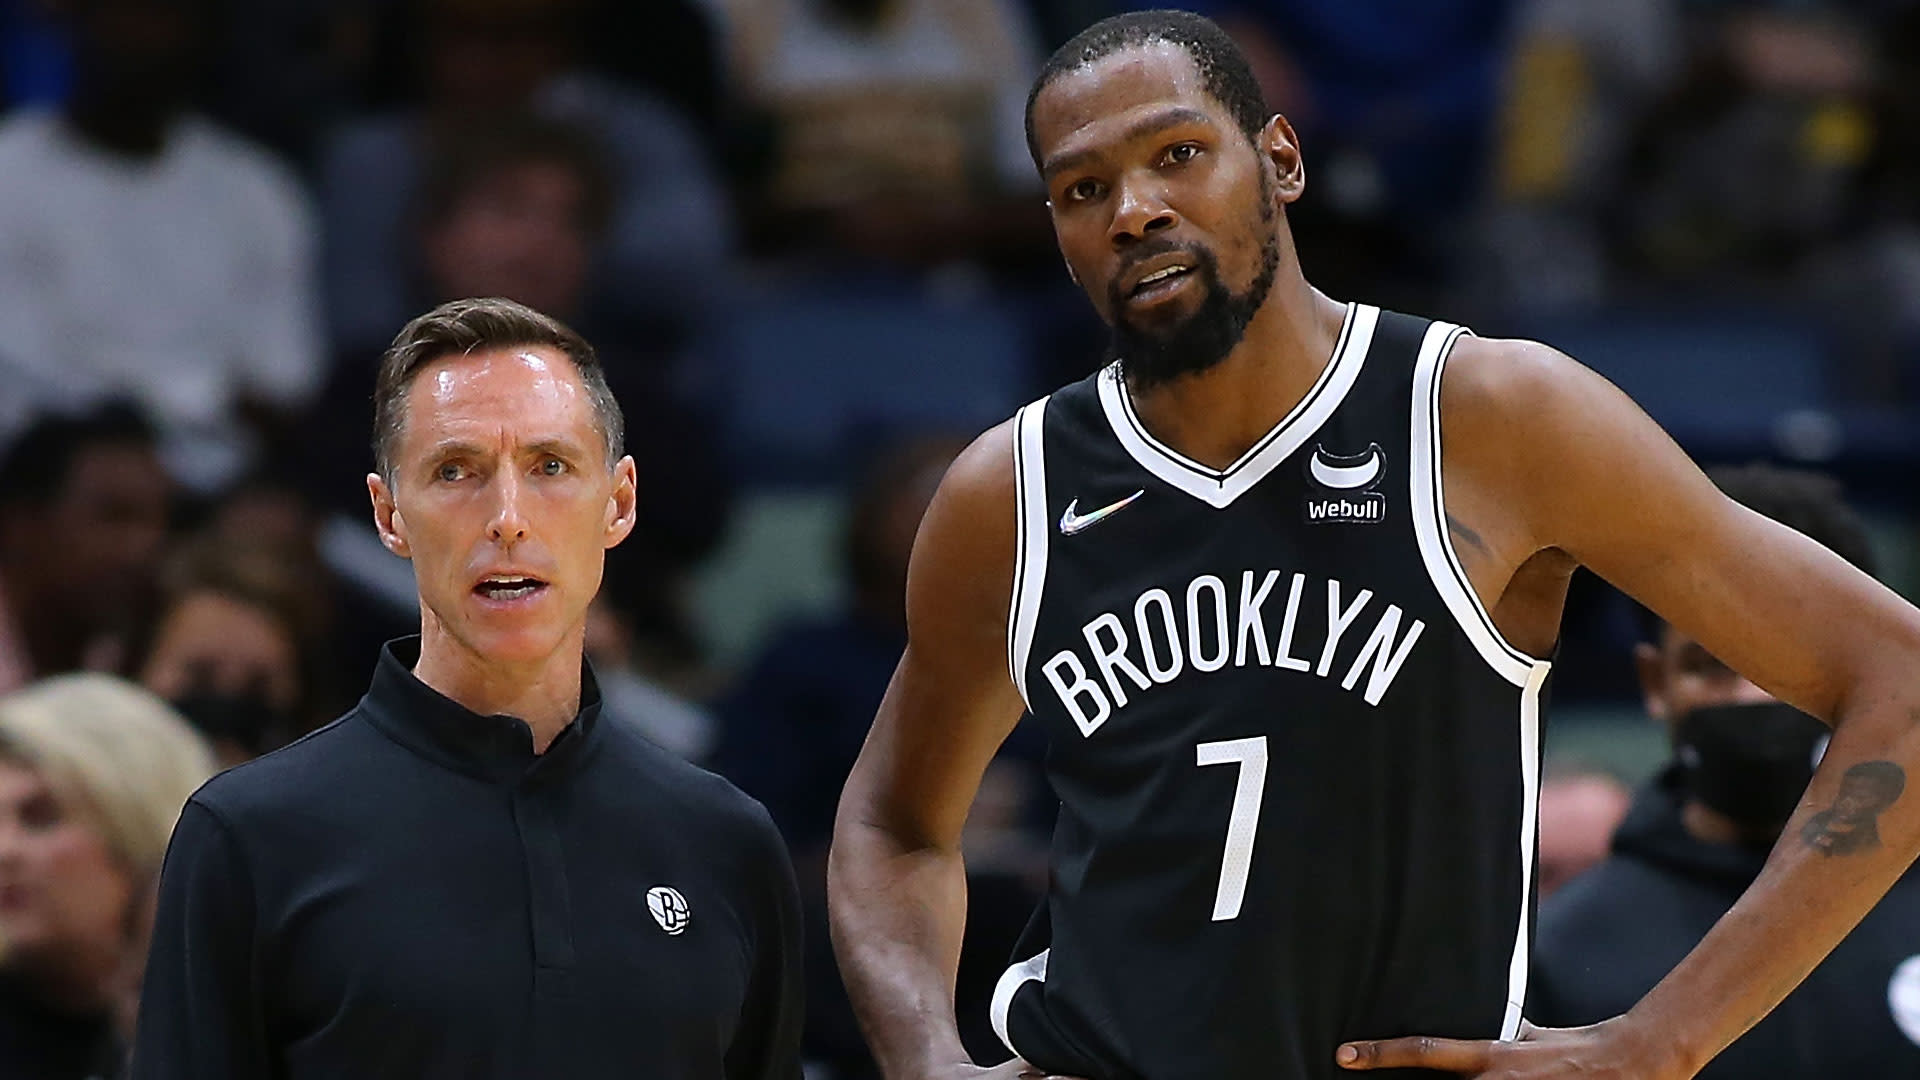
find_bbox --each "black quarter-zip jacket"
[1529,766,1920,1076]
[132,639,803,1080]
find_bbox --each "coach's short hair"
[372,297,625,480]
[0,675,216,887]
[1025,10,1270,167]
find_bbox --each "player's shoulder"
[1441,333,1589,418]
[937,415,1018,508]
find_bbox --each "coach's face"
[370,347,636,668]
[1030,42,1300,334]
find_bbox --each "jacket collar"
[358,637,604,786]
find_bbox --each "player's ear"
[368,472,411,559]
[604,455,638,549]
[1263,113,1304,205]
[1632,641,1668,723]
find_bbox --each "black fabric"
[0,971,119,1080]
[131,638,803,1080]
[1530,767,1920,1076]
[1004,307,1545,1079]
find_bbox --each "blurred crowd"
[4,0,1920,1077]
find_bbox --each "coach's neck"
[413,618,586,754]
[1126,252,1346,473]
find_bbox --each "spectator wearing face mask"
[135,535,328,767]
[1528,464,1920,1075]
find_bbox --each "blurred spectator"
[579,0,728,136]
[134,534,331,767]
[1621,6,1881,291]
[307,116,735,678]
[709,0,1052,266]
[0,404,171,697]
[0,0,324,493]
[1531,464,1920,1075]
[1475,0,1681,309]
[199,0,380,170]
[0,674,216,1080]
[583,594,718,761]
[1480,0,1915,331]
[1195,0,1519,308]
[321,0,734,355]
[714,433,967,858]
[712,432,1044,1078]
[1534,765,1631,899]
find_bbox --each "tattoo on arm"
[1446,513,1490,556]
[1801,760,1907,856]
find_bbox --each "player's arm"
[1338,339,1920,1078]
[827,421,1054,1080]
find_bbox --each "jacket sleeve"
[725,804,806,1080]
[129,800,273,1079]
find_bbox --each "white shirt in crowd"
[0,109,322,491]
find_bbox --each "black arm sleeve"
[725,807,806,1080]
[130,800,273,1080]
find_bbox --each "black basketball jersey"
[991,304,1555,1080]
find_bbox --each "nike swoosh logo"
[1059,490,1145,535]
[1309,445,1383,490]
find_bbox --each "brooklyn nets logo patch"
[647,885,691,935]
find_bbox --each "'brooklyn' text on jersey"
[1040,568,1426,735]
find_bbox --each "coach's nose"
[1109,176,1178,248]
[487,470,530,546]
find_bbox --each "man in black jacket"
[1529,464,1920,1075]
[131,298,803,1079]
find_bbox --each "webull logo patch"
[1305,443,1387,524]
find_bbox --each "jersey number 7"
[1196,736,1268,921]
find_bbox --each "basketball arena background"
[2,0,1919,1074]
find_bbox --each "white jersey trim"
[1408,321,1549,689]
[1097,303,1379,509]
[1009,398,1053,708]
[1408,320,1552,1038]
[1501,662,1550,1039]
[990,947,1051,1058]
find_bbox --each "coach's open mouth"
[474,574,548,601]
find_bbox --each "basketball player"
[828,11,1920,1080]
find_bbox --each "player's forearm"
[1622,687,1920,1075]
[828,815,975,1079]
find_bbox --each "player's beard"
[1105,188,1281,391]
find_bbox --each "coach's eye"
[436,462,465,482]
[539,458,566,476]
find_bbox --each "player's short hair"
[1025,9,1270,168]
[0,674,216,887]
[372,297,625,480]
[418,115,615,235]
[0,401,156,514]
[1636,463,1877,642]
